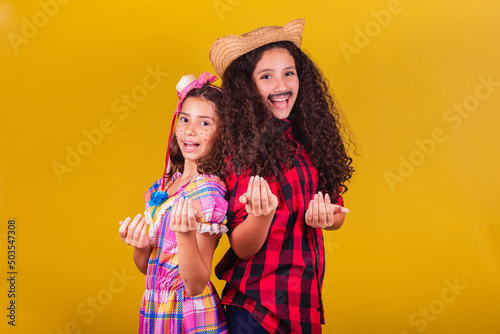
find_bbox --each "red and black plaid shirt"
[216,120,344,334]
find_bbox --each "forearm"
[230,212,274,260]
[133,246,151,275]
[176,232,212,297]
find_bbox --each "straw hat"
[175,74,198,95]
[209,18,305,77]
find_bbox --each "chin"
[271,109,292,120]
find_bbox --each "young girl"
[118,72,228,334]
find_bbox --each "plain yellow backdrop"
[1,0,499,333]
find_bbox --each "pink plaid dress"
[139,173,229,334]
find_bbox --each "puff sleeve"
[183,174,229,237]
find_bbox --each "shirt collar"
[278,118,292,134]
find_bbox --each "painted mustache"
[268,91,293,99]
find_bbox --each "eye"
[200,121,210,126]
[179,117,188,123]
[285,71,296,77]
[260,74,271,80]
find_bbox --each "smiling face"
[176,96,219,168]
[252,47,299,119]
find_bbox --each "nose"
[184,122,196,136]
[274,76,288,93]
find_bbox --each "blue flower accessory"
[148,191,169,218]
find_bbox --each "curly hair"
[167,84,227,179]
[219,41,354,198]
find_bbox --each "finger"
[180,198,190,231]
[332,204,350,214]
[175,198,186,228]
[239,194,248,204]
[132,213,143,226]
[305,200,313,226]
[325,193,334,226]
[132,219,145,245]
[264,180,278,211]
[130,213,143,229]
[118,217,131,238]
[312,194,319,226]
[246,176,255,199]
[187,199,198,230]
[259,177,270,213]
[125,215,141,243]
[194,209,202,221]
[170,201,179,229]
[317,192,327,228]
[324,193,332,207]
[251,176,262,214]
[139,221,149,247]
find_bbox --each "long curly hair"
[219,41,354,198]
[167,84,227,179]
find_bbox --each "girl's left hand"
[305,192,349,229]
[170,197,201,234]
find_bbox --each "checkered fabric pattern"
[140,174,229,334]
[216,119,344,334]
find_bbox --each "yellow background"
[1,0,499,333]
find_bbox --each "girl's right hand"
[239,176,278,217]
[118,214,151,249]
[170,197,201,234]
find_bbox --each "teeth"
[271,98,287,102]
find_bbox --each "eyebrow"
[254,65,296,75]
[179,112,216,122]
[197,115,216,121]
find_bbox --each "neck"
[181,161,199,179]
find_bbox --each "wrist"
[248,208,276,222]
[174,230,197,237]
[134,245,151,253]
[263,208,277,218]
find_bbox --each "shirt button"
[317,308,320,312]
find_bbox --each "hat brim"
[209,18,305,78]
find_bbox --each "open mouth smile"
[268,92,292,110]
[183,141,200,152]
